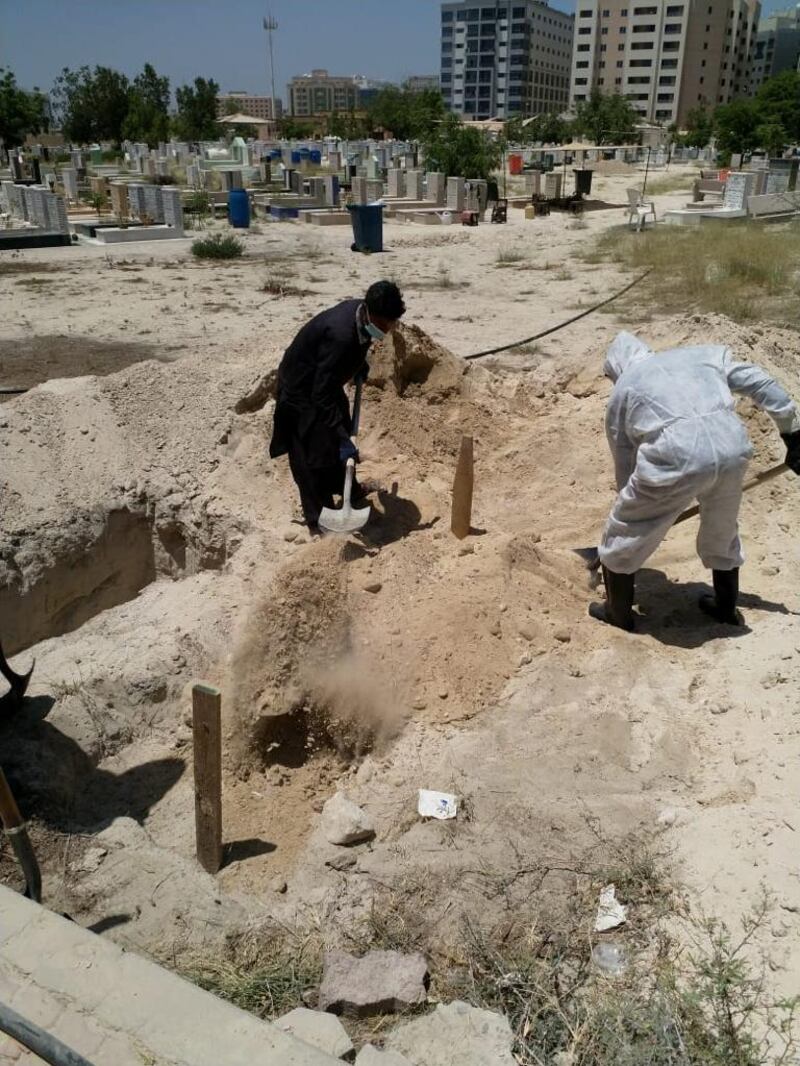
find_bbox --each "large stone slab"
[355,1046,413,1065]
[318,950,428,1017]
[385,1001,515,1065]
[276,1008,354,1060]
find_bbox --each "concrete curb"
[0,886,340,1065]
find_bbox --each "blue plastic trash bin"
[228,188,250,229]
[347,204,384,253]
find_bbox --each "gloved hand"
[339,439,359,464]
[782,430,800,475]
[354,362,369,386]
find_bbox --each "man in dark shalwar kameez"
[269,281,406,532]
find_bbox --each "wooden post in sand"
[451,435,474,540]
[192,682,222,874]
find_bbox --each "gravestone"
[766,158,799,194]
[730,152,743,170]
[464,182,480,212]
[322,175,340,206]
[220,170,243,191]
[387,169,405,197]
[143,183,164,222]
[283,167,295,191]
[290,170,303,194]
[161,187,184,233]
[406,170,424,199]
[366,156,380,181]
[351,177,368,204]
[61,168,78,201]
[525,171,542,197]
[328,150,341,172]
[544,172,562,199]
[447,177,465,212]
[722,170,754,211]
[110,183,129,220]
[127,183,148,219]
[366,179,384,202]
[425,172,446,204]
[186,163,200,186]
[9,156,23,181]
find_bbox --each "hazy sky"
[2,0,788,101]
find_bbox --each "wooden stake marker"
[451,435,474,540]
[192,682,222,874]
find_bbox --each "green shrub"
[191,233,244,260]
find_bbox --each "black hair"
[365,280,406,321]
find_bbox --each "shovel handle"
[342,457,355,507]
[351,380,363,438]
[674,462,789,527]
[0,766,23,830]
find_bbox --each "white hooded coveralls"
[599,332,800,575]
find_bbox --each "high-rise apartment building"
[751,6,800,90]
[570,0,760,127]
[440,1,575,120]
[216,93,282,121]
[287,70,361,117]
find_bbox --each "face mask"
[364,309,387,342]
[364,321,386,342]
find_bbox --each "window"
[703,41,708,49]
[663,40,680,50]
[630,57,652,65]
[467,8,479,19]
[664,23,681,33]
[512,5,526,15]
[578,25,592,33]
[705,24,710,31]
[620,25,626,32]
[666,3,684,12]
[618,42,624,49]
[599,60,606,67]
[633,5,657,12]
[601,26,608,33]
[633,24,656,32]
[617,59,624,66]
[659,75,676,84]
[481,7,497,16]
[621,7,628,14]
[442,10,453,20]
[442,57,453,68]
[657,92,674,101]
[699,75,704,83]
[579,8,593,15]
[575,76,588,84]
[602,8,610,14]
[615,76,622,83]
[655,109,672,118]
[576,60,589,67]
[577,42,590,50]
[442,41,453,53]
[631,41,653,48]
[600,42,607,50]
[661,57,678,67]
[628,74,651,82]
[441,73,453,83]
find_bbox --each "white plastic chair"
[626,187,656,231]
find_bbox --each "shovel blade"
[318,501,371,535]
[573,546,601,571]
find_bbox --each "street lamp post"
[263,14,278,125]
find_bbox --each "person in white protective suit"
[590,332,800,630]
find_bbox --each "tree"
[713,99,760,157]
[0,68,48,149]
[328,108,368,139]
[755,70,800,143]
[573,88,639,145]
[52,65,131,144]
[506,112,572,145]
[755,120,787,157]
[368,87,445,140]
[681,106,713,149]
[123,63,170,146]
[421,113,502,180]
[172,77,220,141]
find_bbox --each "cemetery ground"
[3,168,800,1061]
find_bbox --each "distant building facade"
[569,0,760,127]
[751,5,800,90]
[287,70,361,116]
[404,74,442,92]
[216,92,283,120]
[440,0,575,121]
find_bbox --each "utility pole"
[263,14,278,125]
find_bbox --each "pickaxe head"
[0,643,34,713]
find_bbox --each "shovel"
[0,642,34,714]
[575,462,790,572]
[0,766,41,902]
[318,380,370,535]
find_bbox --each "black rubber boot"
[699,568,743,626]
[589,567,636,631]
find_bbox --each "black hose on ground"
[0,388,28,395]
[0,1001,94,1066]
[464,268,653,361]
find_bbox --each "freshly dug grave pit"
[0,503,229,655]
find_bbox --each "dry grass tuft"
[584,221,800,327]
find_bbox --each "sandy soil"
[2,166,800,1001]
